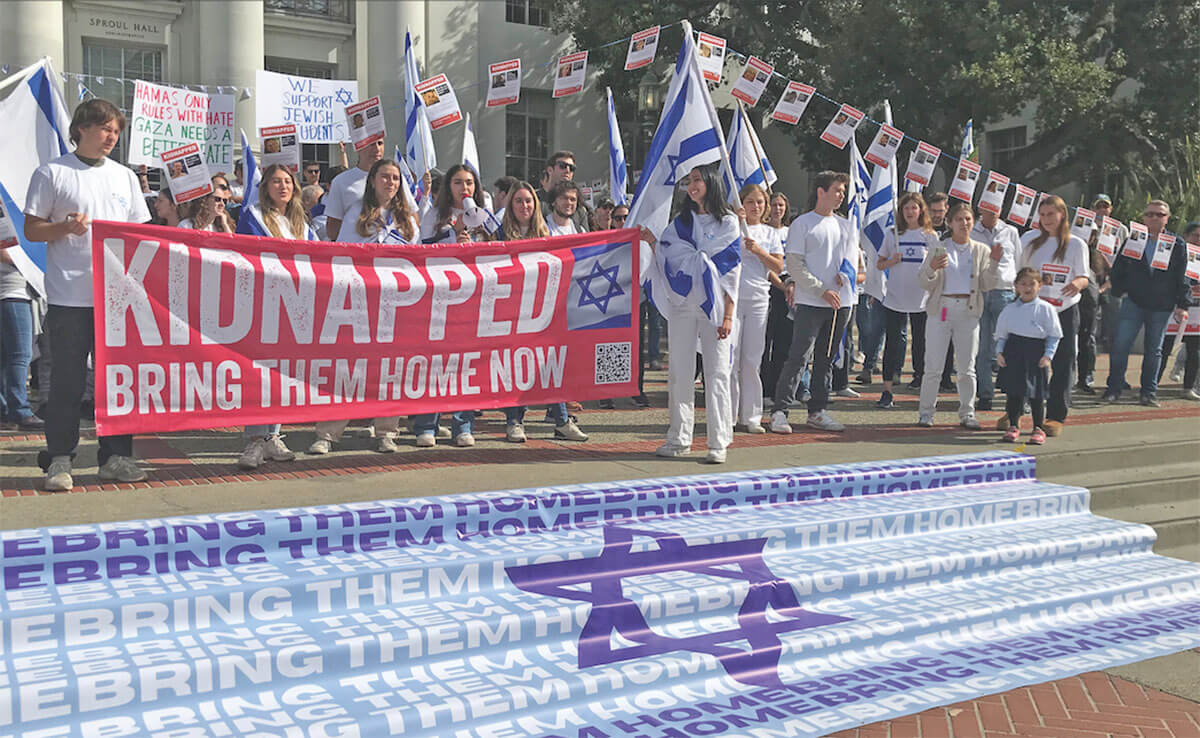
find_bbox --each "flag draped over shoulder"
[404,28,437,180]
[606,88,628,206]
[650,210,741,327]
[0,57,72,296]
[726,104,776,193]
[235,129,263,234]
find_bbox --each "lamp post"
[636,72,662,187]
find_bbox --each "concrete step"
[1035,437,1199,478]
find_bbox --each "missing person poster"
[1007,185,1037,227]
[731,56,774,107]
[1123,221,1149,260]
[1070,207,1096,243]
[1185,244,1200,282]
[160,143,211,205]
[487,59,521,107]
[948,158,981,202]
[864,124,904,168]
[624,26,660,71]
[978,172,1010,214]
[696,32,727,83]
[1097,216,1122,264]
[346,97,385,151]
[904,141,941,187]
[1150,231,1176,271]
[415,74,463,129]
[259,124,300,173]
[769,82,815,124]
[553,51,588,98]
[819,104,864,149]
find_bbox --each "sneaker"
[1003,425,1021,442]
[1042,420,1064,437]
[238,438,266,470]
[876,391,895,409]
[835,386,861,398]
[455,432,476,447]
[554,420,589,441]
[976,397,993,411]
[656,443,691,457]
[1029,427,1047,445]
[960,416,982,430]
[506,424,526,443]
[917,415,934,428]
[44,455,73,492]
[376,434,399,453]
[649,360,666,371]
[17,415,44,430]
[939,380,956,392]
[1184,388,1200,401]
[907,377,922,390]
[416,431,436,448]
[769,411,792,434]
[806,410,845,432]
[704,448,727,464]
[854,371,872,385]
[307,438,332,455]
[1075,383,1096,395]
[264,435,295,462]
[633,393,651,408]
[1101,390,1120,404]
[436,425,452,439]
[745,420,766,434]
[597,399,615,409]
[1139,395,1161,408]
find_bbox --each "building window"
[265,0,351,23]
[506,0,549,27]
[264,57,335,174]
[505,95,552,183]
[82,43,164,180]
[987,126,1027,171]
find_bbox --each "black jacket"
[1110,233,1190,311]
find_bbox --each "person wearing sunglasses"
[302,161,322,188]
[178,192,234,233]
[1103,200,1190,406]
[536,150,591,233]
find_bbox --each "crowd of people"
[1,99,1195,490]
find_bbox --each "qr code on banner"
[594,342,632,385]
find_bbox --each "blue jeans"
[505,403,568,426]
[1106,297,1172,399]
[976,289,1014,401]
[413,411,473,436]
[0,299,35,421]
[855,294,886,372]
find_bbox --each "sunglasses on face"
[556,161,576,172]
[214,198,229,205]
[612,214,628,222]
[306,169,320,175]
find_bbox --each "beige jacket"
[917,238,995,317]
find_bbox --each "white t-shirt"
[738,223,784,301]
[943,238,974,295]
[1017,231,1089,312]
[0,261,29,300]
[337,202,419,244]
[323,167,369,234]
[419,206,466,243]
[878,228,936,313]
[546,213,579,236]
[972,219,1020,287]
[177,218,230,232]
[996,296,1064,343]
[786,211,853,309]
[24,153,151,307]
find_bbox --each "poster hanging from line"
[129,80,234,170]
[978,172,1010,214]
[730,56,774,107]
[864,124,903,168]
[159,143,211,204]
[904,141,941,187]
[1150,231,1176,271]
[1122,222,1149,260]
[1185,244,1200,282]
[948,158,981,202]
[254,69,359,144]
[553,51,588,98]
[769,81,815,124]
[259,124,300,173]
[1007,185,1037,227]
[486,59,521,107]
[624,26,660,70]
[1097,216,1121,263]
[819,104,864,149]
[695,32,727,83]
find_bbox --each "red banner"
[91,223,640,435]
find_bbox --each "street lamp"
[636,72,663,179]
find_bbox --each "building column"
[197,0,264,142]
[3,1,65,74]
[363,1,425,161]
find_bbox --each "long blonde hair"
[1027,194,1072,263]
[356,160,416,241]
[257,164,308,239]
[501,181,550,240]
[896,192,933,235]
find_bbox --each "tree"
[553,0,1198,206]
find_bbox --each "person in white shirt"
[22,99,152,491]
[971,206,1021,410]
[545,180,583,236]
[996,267,1063,445]
[730,184,784,433]
[323,139,384,241]
[178,192,235,232]
[875,192,939,409]
[1011,195,1090,437]
[768,171,854,434]
[916,202,993,429]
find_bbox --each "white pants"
[314,417,401,442]
[666,312,734,451]
[730,296,769,425]
[919,297,980,419]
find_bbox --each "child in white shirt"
[996,267,1064,444]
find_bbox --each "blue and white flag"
[461,112,481,184]
[626,20,740,278]
[605,87,628,206]
[651,209,741,326]
[403,27,437,179]
[961,117,975,161]
[0,57,72,297]
[392,146,424,217]
[566,238,635,330]
[848,138,871,240]
[234,129,263,234]
[236,203,317,241]
[726,104,777,194]
[862,101,897,257]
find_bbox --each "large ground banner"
[91,223,640,435]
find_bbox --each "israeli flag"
[460,113,493,210]
[653,210,741,327]
[626,19,739,278]
[726,104,776,193]
[404,27,437,179]
[235,129,263,234]
[848,139,871,240]
[605,88,628,207]
[960,118,975,161]
[392,146,423,217]
[236,203,317,241]
[0,58,72,297]
[567,239,635,330]
[862,102,897,257]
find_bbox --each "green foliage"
[1112,136,1200,225]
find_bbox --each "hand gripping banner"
[91,223,640,434]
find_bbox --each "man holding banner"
[21,99,151,491]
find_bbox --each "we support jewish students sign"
[92,224,640,434]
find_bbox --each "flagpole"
[737,101,772,195]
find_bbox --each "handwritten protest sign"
[129,81,234,170]
[255,69,359,144]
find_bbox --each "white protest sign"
[1007,185,1036,227]
[487,59,521,107]
[1122,222,1149,260]
[770,82,815,124]
[820,104,864,149]
[864,124,903,168]
[1070,207,1096,243]
[160,143,212,205]
[255,69,358,143]
[1097,216,1121,264]
[259,124,300,173]
[1185,244,1200,282]
[731,56,774,107]
[0,200,17,248]
[979,172,1010,215]
[904,141,940,187]
[624,26,660,71]
[1151,231,1176,271]
[553,51,588,98]
[129,81,234,170]
[415,75,463,130]
[346,97,385,151]
[696,33,727,83]
[948,159,981,202]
